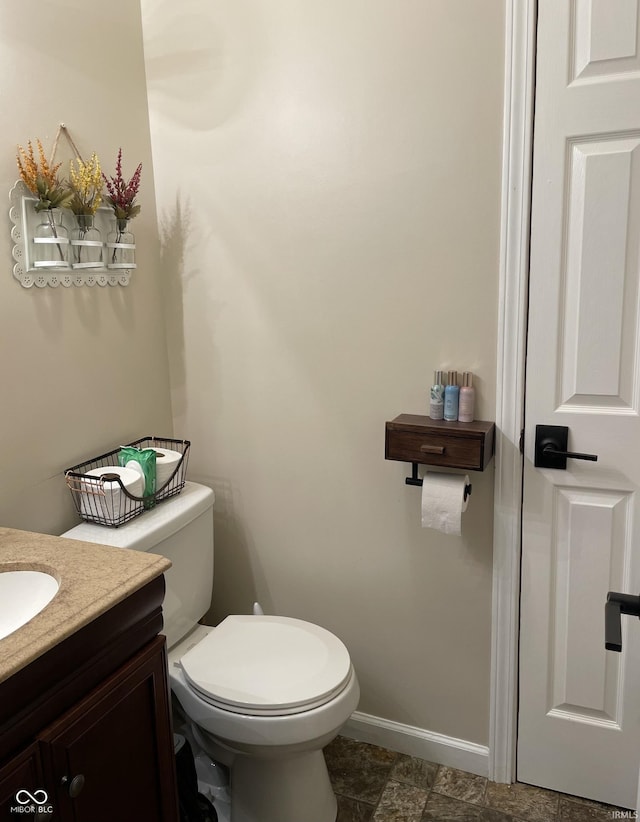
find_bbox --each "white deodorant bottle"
[458,371,475,423]
[444,371,459,421]
[429,370,445,420]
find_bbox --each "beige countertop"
[0,526,171,685]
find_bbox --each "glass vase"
[33,208,69,268]
[70,214,103,269]
[107,218,136,269]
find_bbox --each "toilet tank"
[61,481,215,649]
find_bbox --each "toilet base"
[231,749,336,822]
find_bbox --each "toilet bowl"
[62,481,359,822]
[169,619,360,822]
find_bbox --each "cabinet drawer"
[385,415,495,472]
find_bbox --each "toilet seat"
[178,615,353,716]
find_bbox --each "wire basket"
[65,436,190,527]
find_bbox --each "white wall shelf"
[9,181,135,288]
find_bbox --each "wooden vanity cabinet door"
[0,743,45,819]
[39,636,178,822]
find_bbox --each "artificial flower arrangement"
[65,154,104,267]
[67,153,103,226]
[16,139,73,212]
[16,139,74,266]
[102,149,142,267]
[103,148,142,225]
[16,139,142,225]
[14,137,142,271]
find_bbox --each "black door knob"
[61,774,85,798]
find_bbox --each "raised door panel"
[572,0,640,82]
[548,486,630,725]
[560,136,640,411]
[39,637,178,822]
[0,744,45,819]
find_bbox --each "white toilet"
[62,481,360,822]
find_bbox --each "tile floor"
[324,736,634,822]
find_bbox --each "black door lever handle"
[535,425,598,469]
[605,598,623,652]
[605,592,640,652]
[542,444,598,462]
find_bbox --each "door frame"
[489,0,536,784]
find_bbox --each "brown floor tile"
[336,794,376,822]
[372,779,429,821]
[391,755,439,790]
[327,736,633,822]
[558,796,634,822]
[484,781,559,822]
[434,766,488,805]
[422,792,515,821]
[325,736,398,805]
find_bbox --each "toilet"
[62,481,360,822]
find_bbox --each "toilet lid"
[178,615,353,716]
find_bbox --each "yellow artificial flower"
[16,138,72,212]
[68,154,103,216]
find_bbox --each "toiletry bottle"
[429,370,445,420]
[444,371,459,421]
[458,372,475,423]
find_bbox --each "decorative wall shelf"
[385,414,496,473]
[9,181,135,288]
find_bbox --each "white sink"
[0,570,60,641]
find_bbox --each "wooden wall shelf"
[385,414,495,472]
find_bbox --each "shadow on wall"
[189,472,272,625]
[141,0,263,131]
[158,194,192,423]
[158,197,266,624]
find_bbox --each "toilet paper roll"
[80,466,144,522]
[150,447,183,490]
[421,472,469,535]
[124,459,146,488]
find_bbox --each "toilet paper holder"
[405,463,472,501]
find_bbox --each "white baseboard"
[341,711,490,779]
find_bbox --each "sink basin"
[0,570,59,641]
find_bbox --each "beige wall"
[0,2,173,536]
[142,0,505,745]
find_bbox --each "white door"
[518,0,640,809]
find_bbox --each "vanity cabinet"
[40,636,175,822]
[0,577,179,822]
[0,744,44,815]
